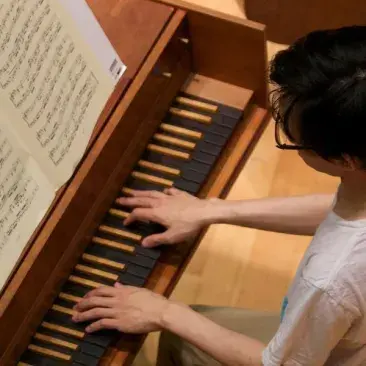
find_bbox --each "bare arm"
[162,302,264,366]
[208,193,334,236]
[74,284,264,366]
[118,189,335,247]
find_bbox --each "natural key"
[82,253,125,271]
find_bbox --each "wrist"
[202,198,237,225]
[160,300,190,331]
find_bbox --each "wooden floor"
[134,1,338,364]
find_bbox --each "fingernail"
[85,326,91,333]
[72,314,78,322]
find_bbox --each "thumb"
[141,231,174,248]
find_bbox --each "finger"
[123,208,156,226]
[164,187,190,197]
[86,318,119,333]
[84,286,117,299]
[114,282,123,288]
[74,296,115,312]
[116,197,156,209]
[142,231,174,248]
[130,190,166,199]
[72,308,115,323]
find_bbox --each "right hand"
[117,188,219,248]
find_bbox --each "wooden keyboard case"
[0,1,270,364]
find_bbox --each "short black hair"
[269,25,366,165]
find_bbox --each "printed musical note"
[0,124,54,291]
[0,0,114,188]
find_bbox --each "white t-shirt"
[262,210,366,365]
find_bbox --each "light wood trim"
[138,160,180,176]
[183,74,254,110]
[153,0,265,29]
[122,187,135,196]
[69,275,103,289]
[75,264,118,281]
[147,144,190,160]
[132,171,174,187]
[176,96,218,113]
[51,305,75,316]
[17,363,31,366]
[153,133,196,150]
[41,322,84,339]
[169,107,212,124]
[82,253,125,271]
[99,225,142,242]
[28,344,71,361]
[160,123,202,140]
[92,237,135,254]
[205,108,268,198]
[34,333,77,351]
[59,292,82,303]
[109,208,129,219]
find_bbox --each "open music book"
[0,0,126,291]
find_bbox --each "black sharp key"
[125,262,151,279]
[44,311,112,349]
[103,214,163,243]
[21,350,73,366]
[136,165,175,179]
[203,132,227,146]
[173,178,200,194]
[45,311,85,333]
[73,352,99,366]
[142,151,184,170]
[149,139,192,154]
[196,141,222,157]
[97,230,160,260]
[191,151,216,165]
[77,342,104,359]
[78,256,151,281]
[127,179,165,192]
[181,160,210,176]
[86,243,156,269]
[206,123,232,138]
[119,272,146,287]
[180,169,207,184]
[62,282,90,298]
[211,114,240,129]
[38,328,105,359]
[165,114,208,133]
[32,338,73,358]
[69,271,112,287]
[179,92,244,119]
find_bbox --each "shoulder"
[300,230,366,316]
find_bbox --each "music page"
[0,120,54,291]
[0,0,118,188]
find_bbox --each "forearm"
[161,302,264,366]
[205,194,334,236]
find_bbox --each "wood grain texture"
[0,7,189,364]
[134,2,339,365]
[102,87,269,366]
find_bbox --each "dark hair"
[269,25,366,165]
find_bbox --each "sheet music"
[0,121,54,291]
[0,0,126,291]
[0,0,118,188]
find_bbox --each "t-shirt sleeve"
[262,278,354,366]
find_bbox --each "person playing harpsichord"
[73,26,366,366]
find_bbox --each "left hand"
[72,282,169,334]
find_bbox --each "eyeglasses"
[274,120,311,151]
